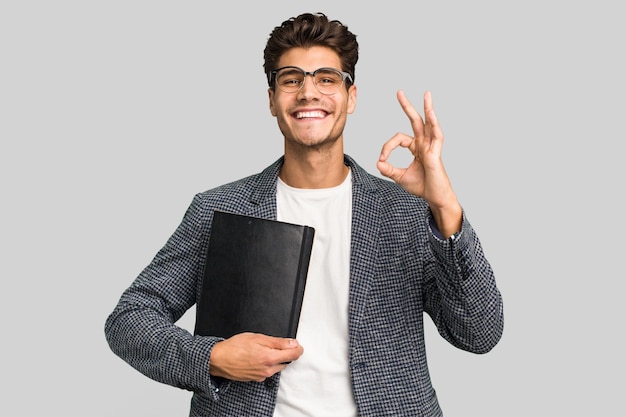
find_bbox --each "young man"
[105,12,504,417]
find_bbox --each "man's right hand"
[209,332,304,382]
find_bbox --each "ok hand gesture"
[377,90,462,238]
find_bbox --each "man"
[105,12,504,417]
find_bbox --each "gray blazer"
[105,155,504,417]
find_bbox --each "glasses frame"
[269,66,353,95]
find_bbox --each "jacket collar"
[249,154,377,206]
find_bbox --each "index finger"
[397,90,425,137]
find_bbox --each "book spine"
[288,226,315,338]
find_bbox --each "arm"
[104,195,218,394]
[377,90,503,352]
[424,211,504,353]
[104,195,303,397]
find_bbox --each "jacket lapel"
[245,157,283,220]
[345,156,381,345]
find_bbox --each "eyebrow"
[278,68,302,74]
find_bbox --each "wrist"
[430,202,462,239]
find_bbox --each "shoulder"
[191,157,283,213]
[197,173,259,201]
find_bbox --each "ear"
[268,88,277,117]
[347,84,357,114]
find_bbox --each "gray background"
[2,1,624,415]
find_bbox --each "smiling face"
[268,46,357,153]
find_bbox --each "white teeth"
[295,111,325,119]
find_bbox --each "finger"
[397,90,425,139]
[258,334,300,351]
[263,338,304,367]
[274,344,304,364]
[379,132,414,162]
[377,159,407,183]
[423,91,444,153]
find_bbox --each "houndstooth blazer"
[105,154,504,417]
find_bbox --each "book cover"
[194,210,315,339]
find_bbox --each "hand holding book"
[209,332,303,382]
[195,210,315,380]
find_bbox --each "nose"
[297,73,320,98]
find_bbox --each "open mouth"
[294,110,327,119]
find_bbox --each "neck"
[280,142,348,189]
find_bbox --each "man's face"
[268,46,357,151]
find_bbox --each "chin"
[291,136,339,151]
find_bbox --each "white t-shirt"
[273,170,357,417]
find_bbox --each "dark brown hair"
[263,12,359,87]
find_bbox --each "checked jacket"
[105,154,504,417]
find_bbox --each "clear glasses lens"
[275,68,346,95]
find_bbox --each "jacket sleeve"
[104,194,224,398]
[422,210,504,354]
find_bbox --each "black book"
[194,210,315,339]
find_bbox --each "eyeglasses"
[270,66,353,95]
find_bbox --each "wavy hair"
[263,12,359,88]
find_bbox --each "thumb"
[262,336,300,350]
